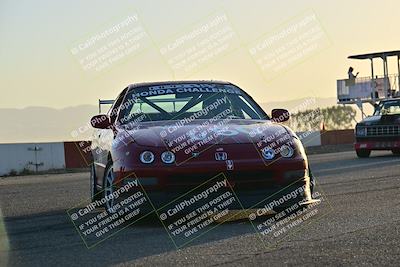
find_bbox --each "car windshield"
[373,100,400,115]
[117,83,267,124]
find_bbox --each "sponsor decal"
[226,159,234,170]
[131,84,242,98]
[215,152,228,161]
[262,147,275,160]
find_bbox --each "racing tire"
[356,149,371,158]
[392,149,400,155]
[309,167,315,194]
[90,164,100,202]
[273,166,315,215]
[102,162,117,214]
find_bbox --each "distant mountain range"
[0,105,98,143]
[259,97,337,113]
[0,97,337,143]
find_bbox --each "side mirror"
[90,115,111,129]
[271,109,290,123]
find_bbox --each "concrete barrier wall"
[0,130,356,175]
[64,141,92,169]
[297,131,321,147]
[0,142,65,176]
[320,129,355,146]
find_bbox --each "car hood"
[119,119,291,147]
[358,114,400,126]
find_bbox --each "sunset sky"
[1,0,399,109]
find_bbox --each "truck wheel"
[356,149,371,158]
[392,149,400,155]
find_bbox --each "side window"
[108,88,128,123]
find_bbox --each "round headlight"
[280,145,294,158]
[262,147,275,160]
[356,127,367,136]
[161,151,175,164]
[140,151,155,164]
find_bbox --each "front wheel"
[309,167,315,194]
[392,149,400,155]
[90,164,99,202]
[103,162,117,214]
[356,149,371,158]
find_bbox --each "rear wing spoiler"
[98,99,115,113]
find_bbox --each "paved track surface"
[1,151,400,266]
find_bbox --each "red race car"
[89,81,318,215]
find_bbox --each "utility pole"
[28,146,44,173]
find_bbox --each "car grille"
[366,125,400,136]
[166,171,276,189]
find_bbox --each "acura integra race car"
[355,98,400,157]
[89,81,318,216]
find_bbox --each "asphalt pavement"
[1,150,399,266]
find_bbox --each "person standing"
[348,67,359,80]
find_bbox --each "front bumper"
[355,139,400,150]
[114,157,313,210]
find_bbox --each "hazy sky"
[1,0,399,109]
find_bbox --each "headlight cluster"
[139,151,175,164]
[140,151,155,164]
[356,126,367,136]
[161,151,175,164]
[280,145,294,158]
[261,144,295,160]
